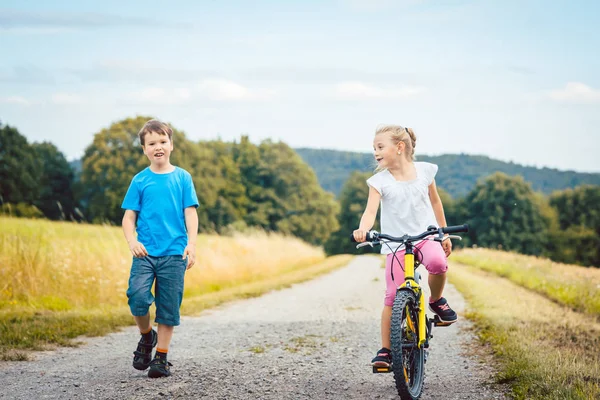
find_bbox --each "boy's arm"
[122,210,148,257]
[183,206,199,269]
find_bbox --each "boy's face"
[142,131,173,166]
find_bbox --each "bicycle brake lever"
[356,242,374,249]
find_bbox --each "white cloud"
[198,79,276,101]
[51,93,84,105]
[548,82,600,103]
[0,96,31,106]
[334,81,424,100]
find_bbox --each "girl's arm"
[428,180,448,228]
[428,180,452,256]
[353,186,381,242]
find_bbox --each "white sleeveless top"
[366,162,439,254]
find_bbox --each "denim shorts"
[126,255,187,326]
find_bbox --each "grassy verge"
[0,217,325,310]
[0,255,352,361]
[453,248,600,318]
[450,261,600,399]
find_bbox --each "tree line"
[1,117,598,267]
[0,117,338,246]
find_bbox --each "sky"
[1,0,599,172]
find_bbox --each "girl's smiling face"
[373,132,402,168]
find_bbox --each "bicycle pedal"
[432,315,455,327]
[372,365,392,373]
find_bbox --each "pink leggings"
[384,240,448,306]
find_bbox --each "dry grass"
[0,216,324,310]
[450,260,600,399]
[454,248,600,318]
[0,216,351,360]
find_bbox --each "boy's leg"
[157,324,174,351]
[149,256,186,378]
[126,257,157,370]
[134,314,151,333]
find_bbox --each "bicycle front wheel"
[391,290,425,400]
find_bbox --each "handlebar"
[350,224,469,246]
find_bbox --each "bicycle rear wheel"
[391,290,425,400]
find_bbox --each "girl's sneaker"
[428,297,458,324]
[371,347,392,367]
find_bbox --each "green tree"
[548,185,600,266]
[324,171,378,255]
[464,172,551,256]
[192,140,247,232]
[259,141,339,245]
[549,185,600,234]
[0,123,41,205]
[31,142,76,220]
[233,138,339,245]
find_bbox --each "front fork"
[400,251,428,349]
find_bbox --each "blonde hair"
[138,119,173,146]
[375,124,417,161]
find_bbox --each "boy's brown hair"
[138,119,173,146]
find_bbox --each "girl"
[353,125,456,368]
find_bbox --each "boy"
[121,119,199,378]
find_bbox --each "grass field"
[453,248,600,317]
[0,217,351,360]
[451,249,600,400]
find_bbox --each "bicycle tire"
[391,290,425,400]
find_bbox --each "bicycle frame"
[397,242,427,348]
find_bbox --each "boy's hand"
[183,245,196,270]
[128,240,148,258]
[442,236,452,257]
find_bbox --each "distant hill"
[294,148,600,198]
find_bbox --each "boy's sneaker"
[148,357,173,378]
[371,347,392,367]
[429,297,458,324]
[132,329,157,370]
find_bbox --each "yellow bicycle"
[353,224,469,400]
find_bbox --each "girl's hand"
[128,240,148,258]
[353,229,368,243]
[442,236,452,257]
[183,245,196,270]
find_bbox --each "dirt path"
[0,256,508,399]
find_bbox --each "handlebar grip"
[442,224,469,234]
[350,231,377,242]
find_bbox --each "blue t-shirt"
[121,166,199,257]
